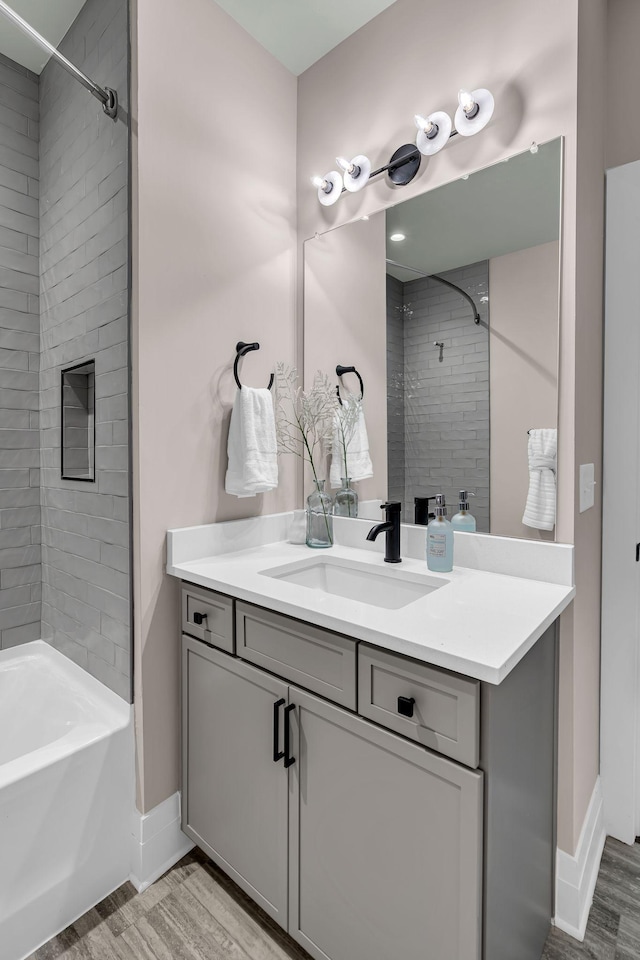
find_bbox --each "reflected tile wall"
[386,262,490,531]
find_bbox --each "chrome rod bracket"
[102,87,118,120]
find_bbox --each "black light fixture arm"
[234,341,274,390]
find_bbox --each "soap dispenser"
[426,494,453,572]
[451,490,477,532]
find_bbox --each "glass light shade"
[314,170,343,206]
[336,154,371,192]
[454,87,495,137]
[415,110,452,155]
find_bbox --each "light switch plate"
[579,463,595,513]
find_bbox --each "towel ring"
[336,364,364,406]
[234,341,274,390]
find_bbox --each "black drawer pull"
[193,611,207,626]
[284,703,296,768]
[397,696,416,718]
[273,699,285,762]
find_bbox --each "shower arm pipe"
[0,0,118,119]
[386,258,481,324]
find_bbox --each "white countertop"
[168,521,575,684]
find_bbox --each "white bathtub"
[0,641,134,960]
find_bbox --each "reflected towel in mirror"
[225,387,278,497]
[330,397,373,488]
[522,428,557,531]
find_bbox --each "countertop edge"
[168,562,575,685]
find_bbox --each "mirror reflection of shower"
[385,257,490,531]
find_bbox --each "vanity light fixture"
[336,154,372,192]
[312,85,495,204]
[454,88,495,136]
[414,111,452,155]
[389,233,406,242]
[312,171,343,206]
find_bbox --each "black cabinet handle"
[193,611,207,626]
[397,696,416,718]
[284,703,296,768]
[273,699,285,762]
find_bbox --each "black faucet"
[366,501,402,563]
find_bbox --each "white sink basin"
[260,556,445,610]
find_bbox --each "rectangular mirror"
[304,138,562,540]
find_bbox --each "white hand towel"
[330,398,373,489]
[225,386,278,498]
[522,428,557,531]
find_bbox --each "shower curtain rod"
[386,258,481,324]
[0,0,118,119]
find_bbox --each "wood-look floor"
[542,837,640,960]
[29,837,640,960]
[28,848,310,960]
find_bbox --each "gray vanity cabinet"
[288,686,483,960]
[181,583,556,960]
[182,635,289,924]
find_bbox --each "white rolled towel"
[225,386,278,498]
[330,397,373,489]
[522,428,557,531]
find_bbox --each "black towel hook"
[234,341,274,390]
[336,364,364,406]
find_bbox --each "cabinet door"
[288,687,483,960]
[182,635,289,924]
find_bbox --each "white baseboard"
[130,792,194,893]
[553,777,606,941]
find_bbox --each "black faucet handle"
[380,501,402,513]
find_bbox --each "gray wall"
[0,52,41,650]
[39,0,130,698]
[386,262,490,531]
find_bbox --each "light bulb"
[313,170,343,205]
[336,156,356,175]
[414,114,436,137]
[454,87,494,137]
[338,154,371,192]
[530,141,539,154]
[390,233,406,242]
[458,89,478,117]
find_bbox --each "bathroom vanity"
[169,515,575,960]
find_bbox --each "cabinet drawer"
[236,601,356,709]
[181,583,234,652]
[358,644,479,767]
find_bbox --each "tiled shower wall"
[39,0,130,698]
[386,262,490,531]
[0,53,41,649]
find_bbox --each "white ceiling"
[0,0,399,78]
[213,0,399,75]
[0,0,86,73]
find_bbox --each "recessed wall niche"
[61,361,96,482]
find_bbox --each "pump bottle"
[426,494,453,572]
[451,490,477,532]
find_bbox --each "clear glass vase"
[333,477,358,518]
[306,480,333,548]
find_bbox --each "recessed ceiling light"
[390,233,406,242]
